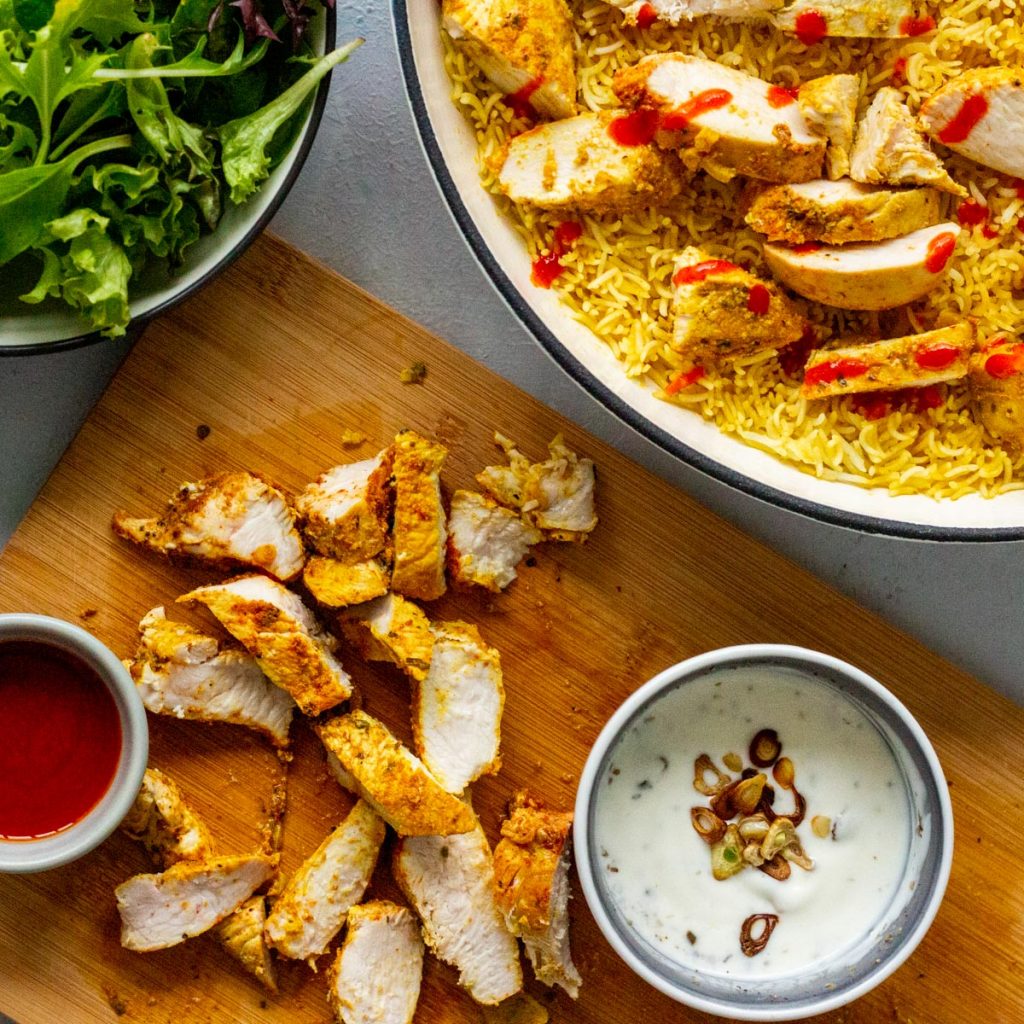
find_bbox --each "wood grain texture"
[1,234,1022,1024]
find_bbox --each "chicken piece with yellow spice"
[796,74,860,180]
[968,335,1024,452]
[340,592,435,683]
[304,556,391,609]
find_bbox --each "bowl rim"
[0,3,338,360]
[391,4,1024,543]
[572,643,954,1021]
[0,614,149,873]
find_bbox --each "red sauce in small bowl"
[0,641,122,841]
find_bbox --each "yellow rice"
[443,0,1024,498]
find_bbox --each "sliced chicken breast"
[600,0,781,26]
[797,74,860,179]
[304,556,391,609]
[497,111,684,213]
[296,451,393,563]
[850,87,965,196]
[340,593,435,683]
[744,178,941,244]
[672,249,804,361]
[317,711,477,836]
[391,431,448,602]
[113,471,305,582]
[774,0,925,39]
[127,607,295,747]
[919,66,1024,179]
[179,574,351,716]
[394,826,523,1005]
[327,901,425,1024]
[477,434,597,541]
[493,791,580,998]
[414,622,503,794]
[442,0,576,120]
[763,222,961,310]
[121,767,214,866]
[801,321,975,399]
[612,54,826,183]
[214,896,277,991]
[968,335,1024,451]
[116,854,275,952]
[447,490,542,593]
[265,801,386,961]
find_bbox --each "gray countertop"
[2,5,1021,707]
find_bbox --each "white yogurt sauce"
[594,665,910,977]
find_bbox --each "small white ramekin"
[574,644,954,1021]
[0,614,148,873]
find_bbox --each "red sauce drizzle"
[636,2,658,28]
[0,641,122,840]
[851,385,944,420]
[665,366,706,394]
[778,323,820,377]
[914,343,959,371]
[608,107,661,146]
[899,14,936,36]
[804,357,870,387]
[957,199,987,226]
[982,224,1001,239]
[505,76,544,120]
[767,85,800,108]
[985,345,1024,379]
[673,259,740,286]
[938,93,989,145]
[794,10,828,45]
[790,241,823,254]
[531,221,583,288]
[891,57,908,86]
[924,231,957,273]
[747,283,771,314]
[661,89,733,132]
[1015,179,1024,199]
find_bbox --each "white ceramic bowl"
[0,615,148,873]
[573,645,953,1021]
[393,4,1024,540]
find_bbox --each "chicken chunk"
[671,249,805,362]
[391,431,448,602]
[340,593,435,683]
[493,792,580,998]
[968,336,1024,451]
[214,896,277,991]
[317,711,477,836]
[414,622,504,794]
[113,471,305,582]
[850,87,965,196]
[394,826,523,1005]
[800,321,975,399]
[327,901,425,1024]
[121,767,214,866]
[477,434,597,541]
[743,178,941,245]
[442,0,576,120]
[919,67,1024,179]
[116,854,275,952]
[797,74,860,179]
[126,607,295,747]
[774,0,924,39]
[265,801,386,961]
[447,490,542,593]
[497,112,684,213]
[764,222,960,310]
[600,0,781,26]
[612,54,826,183]
[179,574,351,716]
[304,556,391,609]
[296,451,393,563]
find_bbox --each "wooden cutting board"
[1,234,1021,1024]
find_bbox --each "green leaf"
[0,112,37,165]
[50,81,125,159]
[170,0,233,61]
[218,37,362,204]
[12,0,52,32]
[96,30,269,80]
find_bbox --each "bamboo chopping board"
[1,234,1021,1024]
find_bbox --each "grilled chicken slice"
[744,178,941,245]
[774,0,925,39]
[296,452,393,563]
[850,87,965,196]
[477,434,597,541]
[497,112,684,213]
[327,901,425,1024]
[122,767,214,865]
[116,854,275,952]
[317,711,477,836]
[800,322,975,399]
[968,336,1024,451]
[265,801,386,961]
[394,825,523,1005]
[601,0,781,26]
[447,490,542,593]
[441,0,576,120]
[304,556,391,609]
[493,792,580,998]
[391,431,448,602]
[179,574,351,716]
[797,74,860,179]
[127,607,295,747]
[113,471,305,582]
[919,67,1024,179]
[214,896,277,991]
[414,622,504,794]
[763,222,960,310]
[671,249,804,362]
[340,593,435,683]
[612,54,825,183]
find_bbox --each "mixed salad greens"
[0,0,359,335]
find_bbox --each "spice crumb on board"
[195,424,211,441]
[79,608,98,620]
[399,361,428,384]
[102,986,127,1016]
[339,428,367,447]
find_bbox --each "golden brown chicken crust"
[340,593,435,682]
[797,74,859,180]
[213,896,277,991]
[304,556,391,608]
[968,337,1024,452]
[317,711,476,836]
[121,768,214,867]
